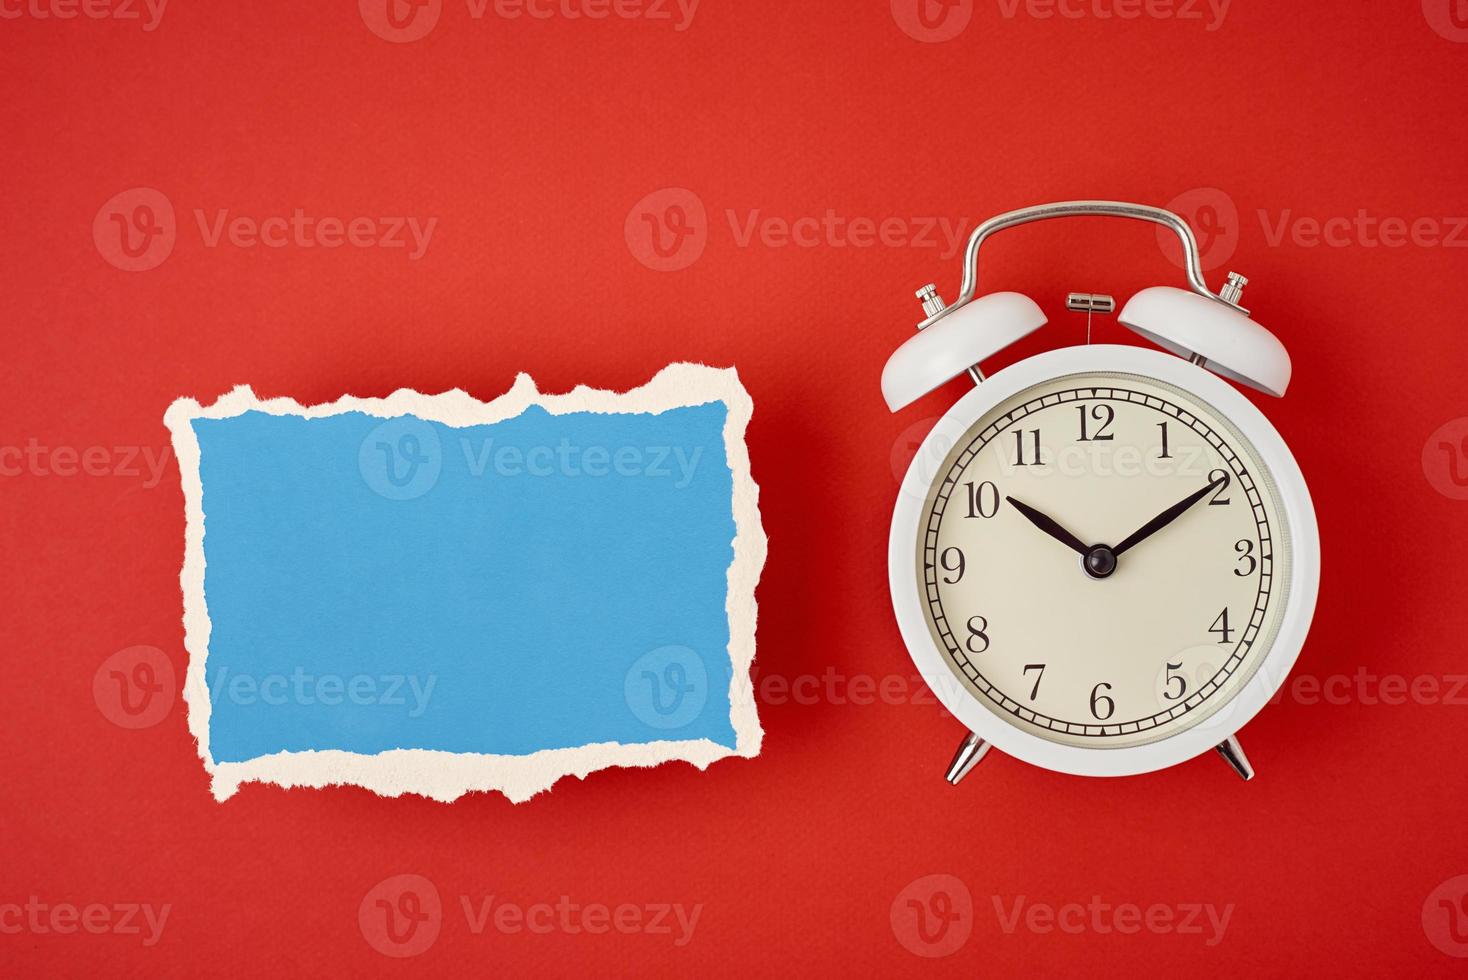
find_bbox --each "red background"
[4,0,1468,975]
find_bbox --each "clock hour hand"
[1004,496,1089,557]
[1111,473,1229,557]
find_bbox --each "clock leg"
[1215,734,1255,781]
[945,730,991,785]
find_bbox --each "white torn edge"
[163,363,766,803]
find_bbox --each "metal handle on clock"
[943,200,1247,315]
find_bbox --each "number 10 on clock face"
[918,372,1291,749]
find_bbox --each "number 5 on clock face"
[917,371,1290,749]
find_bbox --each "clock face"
[917,370,1292,748]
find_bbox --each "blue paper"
[194,403,739,762]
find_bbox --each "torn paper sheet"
[163,363,765,803]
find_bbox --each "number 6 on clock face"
[889,345,1319,777]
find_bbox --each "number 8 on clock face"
[918,370,1287,749]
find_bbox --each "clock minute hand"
[1004,496,1089,557]
[1111,474,1229,557]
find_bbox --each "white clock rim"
[888,344,1320,777]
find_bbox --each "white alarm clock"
[884,201,1319,784]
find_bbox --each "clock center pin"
[1083,545,1117,579]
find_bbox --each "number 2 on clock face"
[917,372,1291,748]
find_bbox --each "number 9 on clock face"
[917,370,1291,749]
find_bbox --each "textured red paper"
[3,1,1468,975]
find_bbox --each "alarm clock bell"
[1119,285,1291,398]
[880,290,1046,410]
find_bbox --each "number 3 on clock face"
[917,369,1291,750]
